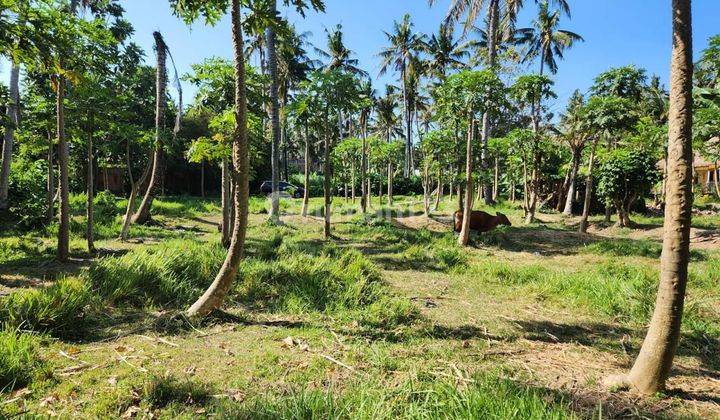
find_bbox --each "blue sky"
[4,0,720,115]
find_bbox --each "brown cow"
[453,210,512,233]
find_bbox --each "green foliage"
[210,372,575,419]
[90,240,225,307]
[596,147,661,208]
[510,74,556,110]
[7,158,48,230]
[591,65,647,101]
[237,247,420,330]
[0,327,48,392]
[0,277,94,336]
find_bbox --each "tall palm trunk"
[481,0,499,205]
[615,0,694,394]
[188,0,250,317]
[133,32,167,224]
[360,116,368,213]
[459,119,475,246]
[266,4,281,222]
[0,64,19,209]
[56,76,70,262]
[86,111,95,254]
[563,148,581,215]
[402,66,412,177]
[578,139,599,233]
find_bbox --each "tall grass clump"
[400,234,468,272]
[237,248,420,330]
[0,327,48,392]
[209,373,575,419]
[0,277,94,335]
[90,240,225,307]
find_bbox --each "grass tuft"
[0,326,49,392]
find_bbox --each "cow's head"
[496,212,512,226]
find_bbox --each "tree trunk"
[493,155,499,201]
[120,141,152,241]
[187,0,250,317]
[86,112,95,254]
[423,162,430,217]
[55,76,70,262]
[434,167,442,211]
[459,119,475,246]
[387,163,393,206]
[266,5,281,223]
[579,139,599,233]
[563,148,581,215]
[402,67,412,177]
[525,155,539,224]
[361,120,368,213]
[0,64,19,210]
[47,131,55,223]
[351,160,356,203]
[301,126,310,217]
[612,0,694,394]
[323,116,332,239]
[133,32,167,225]
[221,158,231,247]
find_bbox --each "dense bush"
[6,159,48,230]
[0,327,48,392]
[0,277,93,336]
[290,172,324,197]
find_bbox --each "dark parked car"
[260,181,304,198]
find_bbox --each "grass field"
[1,194,718,418]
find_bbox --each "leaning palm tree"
[379,14,427,177]
[607,0,694,395]
[521,0,583,76]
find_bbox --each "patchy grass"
[0,277,94,336]
[0,327,49,392]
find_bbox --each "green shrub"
[0,327,48,392]
[0,237,52,266]
[7,159,48,230]
[90,240,225,307]
[0,277,94,335]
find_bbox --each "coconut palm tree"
[316,24,366,76]
[379,14,427,177]
[608,0,694,395]
[358,79,376,213]
[425,23,468,81]
[374,88,403,205]
[521,0,583,76]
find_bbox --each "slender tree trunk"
[266,5,281,223]
[434,167,442,211]
[610,0,694,394]
[120,142,152,241]
[525,155,539,224]
[579,139,599,233]
[387,163,393,206]
[402,67,411,177]
[86,112,95,254]
[56,76,70,262]
[351,160,356,203]
[301,126,310,217]
[459,119,475,246]
[323,115,332,239]
[563,148,581,215]
[493,155,499,201]
[187,0,250,317]
[47,131,55,223]
[221,158,231,247]
[361,119,368,213]
[133,32,167,225]
[0,64,19,210]
[522,162,529,217]
[423,161,430,217]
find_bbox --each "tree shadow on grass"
[512,319,633,354]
